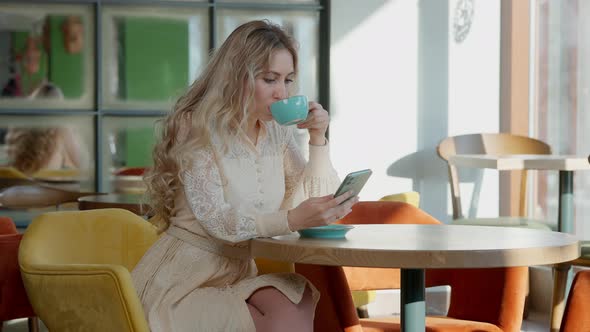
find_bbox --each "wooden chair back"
[436,133,551,219]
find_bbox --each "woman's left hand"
[297,101,329,145]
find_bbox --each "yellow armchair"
[19,208,158,332]
[380,191,420,207]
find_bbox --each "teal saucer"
[297,224,354,239]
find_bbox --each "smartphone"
[334,169,372,203]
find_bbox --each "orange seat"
[296,201,528,332]
[560,270,590,332]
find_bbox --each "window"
[0,0,328,193]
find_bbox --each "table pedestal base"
[550,170,575,331]
[558,171,574,233]
[401,268,425,332]
[550,263,572,332]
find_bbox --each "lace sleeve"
[183,147,291,242]
[281,128,341,210]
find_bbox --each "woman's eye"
[285,79,294,85]
[264,78,276,83]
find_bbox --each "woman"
[5,126,83,175]
[132,20,358,331]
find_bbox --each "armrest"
[20,263,149,332]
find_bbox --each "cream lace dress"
[131,121,340,332]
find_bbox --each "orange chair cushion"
[338,201,440,226]
[338,201,441,291]
[561,270,590,332]
[426,267,527,331]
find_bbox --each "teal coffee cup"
[270,95,308,126]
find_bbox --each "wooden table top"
[78,193,149,216]
[449,154,590,171]
[251,224,579,269]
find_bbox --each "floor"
[521,311,551,332]
[3,319,47,332]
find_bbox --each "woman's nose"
[274,84,288,100]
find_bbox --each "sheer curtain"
[531,0,590,239]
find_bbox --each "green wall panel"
[122,17,189,101]
[48,16,84,98]
[125,127,155,167]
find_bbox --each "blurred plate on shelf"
[32,169,82,183]
[111,175,147,194]
[34,176,81,183]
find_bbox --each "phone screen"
[334,169,372,202]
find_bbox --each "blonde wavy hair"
[145,20,299,232]
[5,127,60,175]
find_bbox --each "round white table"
[251,224,580,332]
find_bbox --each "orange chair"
[296,201,528,332]
[0,216,38,331]
[560,270,590,332]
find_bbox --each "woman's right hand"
[287,191,359,231]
